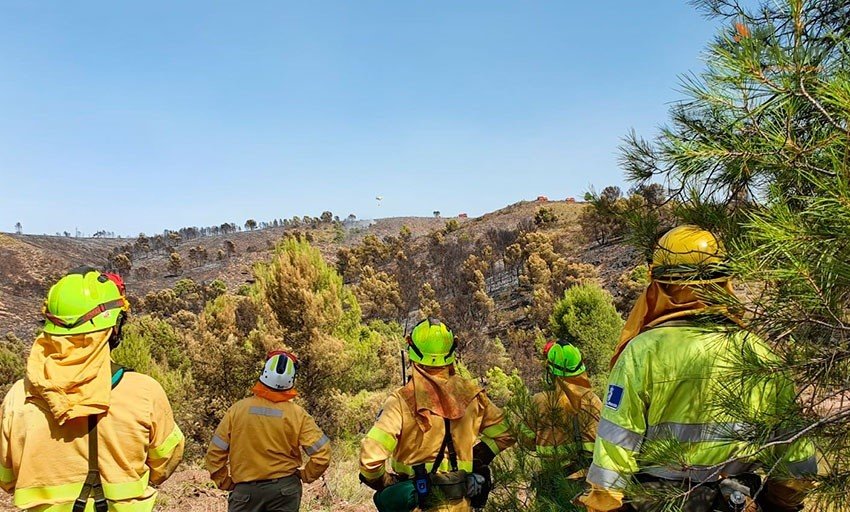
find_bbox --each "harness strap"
[72,365,128,512]
[445,418,459,473]
[73,416,108,512]
[431,418,459,474]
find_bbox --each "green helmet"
[42,267,129,335]
[407,318,456,367]
[543,339,585,377]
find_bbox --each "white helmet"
[259,351,298,391]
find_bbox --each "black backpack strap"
[431,418,458,474]
[445,418,459,472]
[73,415,108,512]
[573,414,583,448]
[413,418,459,509]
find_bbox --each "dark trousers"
[228,475,302,512]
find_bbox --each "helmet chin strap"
[108,313,125,350]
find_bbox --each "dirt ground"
[0,468,374,512]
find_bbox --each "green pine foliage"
[252,237,402,413]
[0,333,25,396]
[488,284,622,512]
[112,236,405,460]
[488,379,586,512]
[616,0,850,508]
[111,314,203,457]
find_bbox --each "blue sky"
[0,1,720,236]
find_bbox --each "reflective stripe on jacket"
[588,323,817,492]
[359,387,514,483]
[0,373,184,511]
[205,395,331,488]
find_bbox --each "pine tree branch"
[798,75,850,137]
[691,408,850,485]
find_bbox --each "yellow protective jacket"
[581,320,816,511]
[359,384,514,510]
[205,395,331,489]
[520,385,598,462]
[0,373,185,512]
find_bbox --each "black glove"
[359,472,385,492]
[472,442,497,467]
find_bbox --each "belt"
[238,474,299,485]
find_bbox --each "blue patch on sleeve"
[606,385,624,410]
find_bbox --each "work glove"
[359,473,385,492]
[466,473,486,498]
[758,479,812,512]
[472,442,497,467]
[577,486,627,512]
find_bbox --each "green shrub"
[173,278,198,299]
[0,333,26,396]
[111,316,197,456]
[484,366,524,407]
[206,279,227,300]
[120,315,189,372]
[444,219,460,233]
[549,283,623,390]
[614,265,649,313]
[534,207,557,227]
[253,238,402,395]
[313,389,388,439]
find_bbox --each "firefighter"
[580,225,816,512]
[520,340,601,503]
[0,267,184,511]
[359,318,515,511]
[205,350,331,512]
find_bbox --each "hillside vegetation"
[0,198,644,511]
[0,215,444,339]
[0,200,639,343]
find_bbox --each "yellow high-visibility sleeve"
[205,410,234,491]
[477,392,515,456]
[1,386,17,494]
[359,394,402,485]
[146,383,184,485]
[298,413,331,484]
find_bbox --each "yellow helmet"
[651,225,728,284]
[43,267,129,335]
[407,318,456,367]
